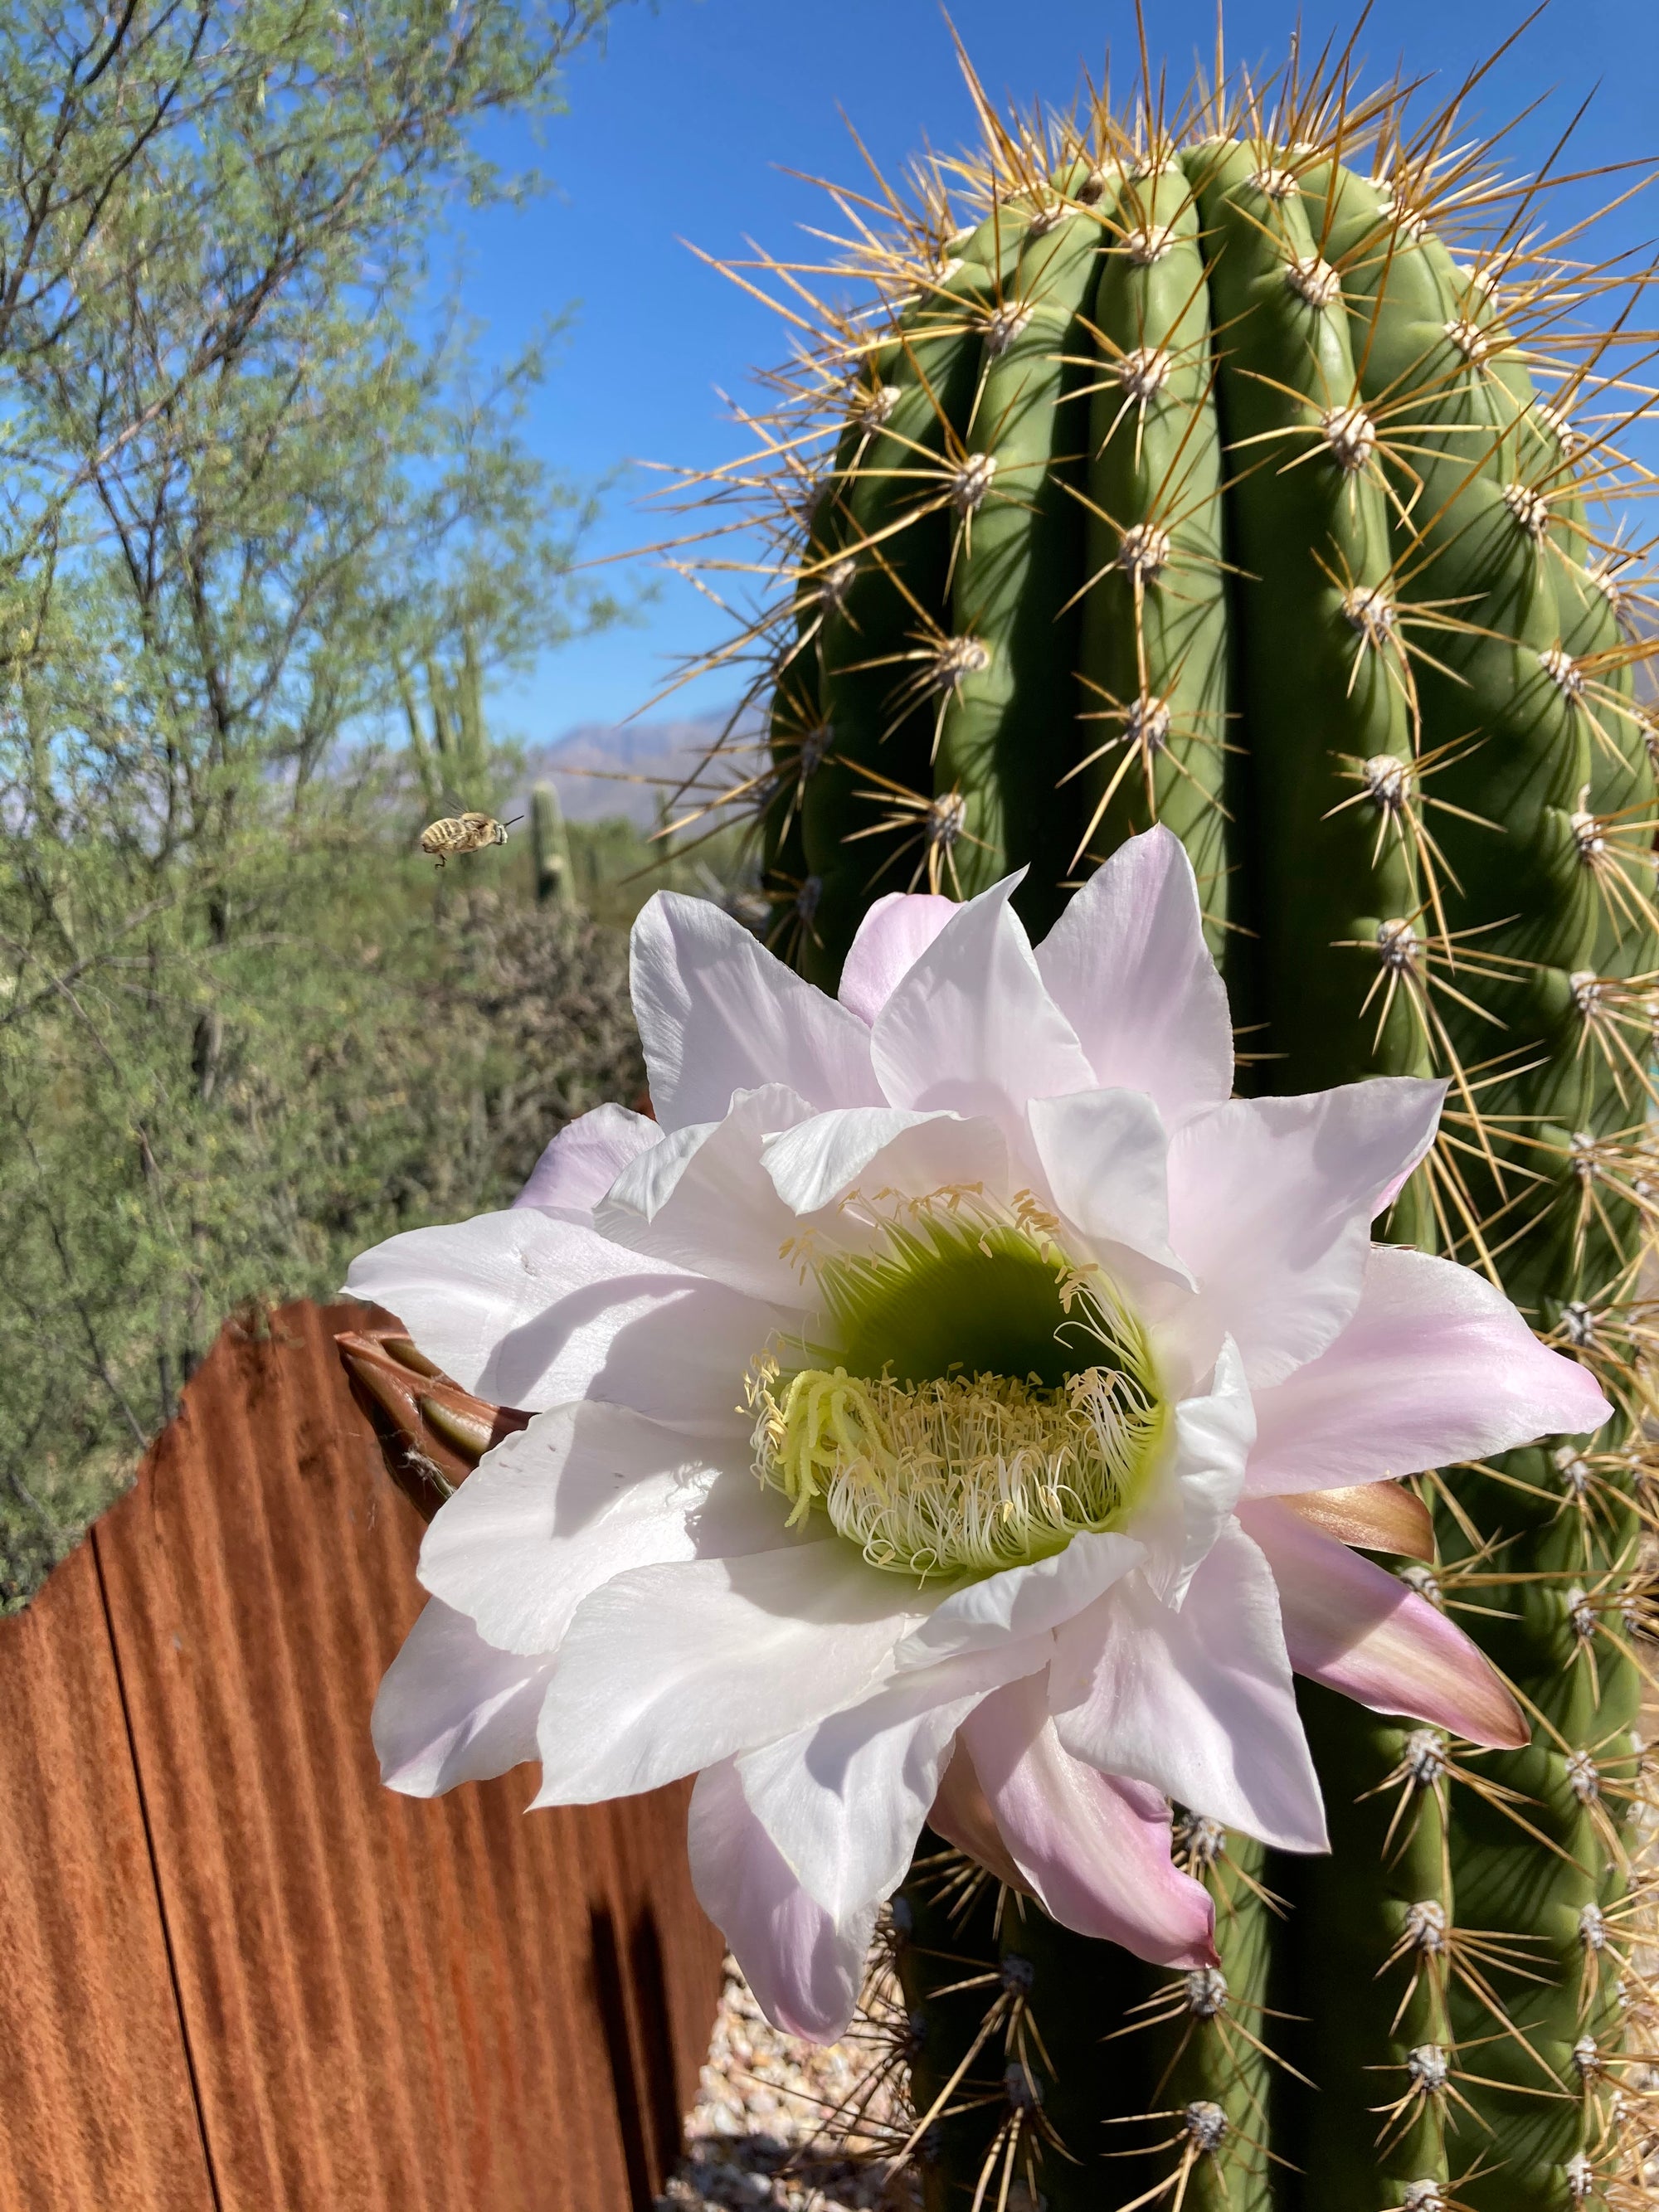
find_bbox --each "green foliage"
[0,802,645,1608]
[0,0,645,1604]
[692,34,1659,2212]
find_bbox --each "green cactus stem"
[680,26,1659,2211]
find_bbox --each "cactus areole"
[657,24,1659,2212]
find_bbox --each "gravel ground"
[659,1955,920,2212]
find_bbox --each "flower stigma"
[748,1189,1166,1580]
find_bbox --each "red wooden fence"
[0,1300,725,2212]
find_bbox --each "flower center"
[750,1194,1166,1579]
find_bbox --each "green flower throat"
[749,1195,1167,1580]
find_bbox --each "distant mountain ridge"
[521,707,763,827]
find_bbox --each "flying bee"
[418,810,521,868]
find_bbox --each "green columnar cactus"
[530,780,575,907]
[399,629,494,817]
[691,32,1657,2212]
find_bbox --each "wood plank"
[0,1538,217,2212]
[89,1298,724,2211]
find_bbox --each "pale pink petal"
[417,1402,790,1656]
[688,1760,877,2043]
[348,1211,781,1437]
[1247,1242,1611,1497]
[896,1531,1145,1669]
[631,891,883,1130]
[1279,1481,1434,1561]
[513,1103,660,1218]
[839,893,958,1024]
[959,1671,1217,1966]
[532,1544,928,1803]
[929,1743,1025,1892]
[761,1106,1009,1220]
[596,1084,816,1306]
[1239,1500,1527,1748]
[1051,1523,1328,1851]
[736,1647,1029,1921]
[1162,1081,1446,1391]
[372,1598,552,1796]
[1026,1087,1191,1281]
[1034,826,1232,1129]
[869,876,1096,1137]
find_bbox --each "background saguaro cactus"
[678,22,1659,2210]
[531,780,577,907]
[400,631,498,820]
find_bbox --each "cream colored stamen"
[750,1359,1160,1579]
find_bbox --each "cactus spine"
[685,28,1658,2211]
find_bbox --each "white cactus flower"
[350,827,1607,2041]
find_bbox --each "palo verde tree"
[0,0,636,1603]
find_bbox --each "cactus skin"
[691,36,1659,2212]
[795,219,1023,984]
[1080,160,1232,960]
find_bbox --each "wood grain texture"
[0,1300,724,2212]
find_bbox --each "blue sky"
[454,0,1659,745]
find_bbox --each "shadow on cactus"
[663,16,1659,2211]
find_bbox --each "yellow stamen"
[749,1357,1165,1579]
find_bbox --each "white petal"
[736,1648,1024,1922]
[1136,1338,1257,1606]
[1034,826,1232,1128]
[348,1210,777,1436]
[372,1598,552,1796]
[574,1274,786,1437]
[417,1402,786,1656]
[513,1103,660,1219]
[596,1084,818,1306]
[1026,1087,1191,1281]
[894,1531,1144,1668]
[346,1207,614,1398]
[688,1760,877,2044]
[959,1671,1219,1965]
[595,1112,717,1218]
[761,1107,1011,1221]
[1247,1242,1613,1496]
[1051,1522,1328,1851]
[839,893,958,1024]
[532,1543,927,1803]
[631,891,883,1130]
[869,876,1096,1138]
[1162,1080,1446,1391]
